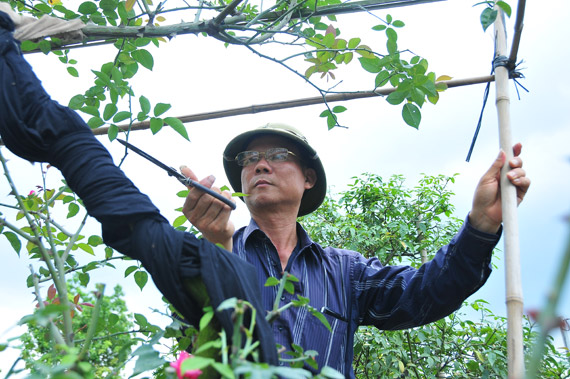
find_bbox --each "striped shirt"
[232,218,499,377]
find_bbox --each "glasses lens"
[236,148,293,166]
[267,148,290,162]
[236,151,260,166]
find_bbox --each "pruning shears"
[116,139,236,210]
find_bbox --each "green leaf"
[103,103,118,121]
[332,106,347,114]
[480,7,498,31]
[327,114,336,130]
[100,0,118,11]
[91,70,111,87]
[68,95,85,110]
[78,272,90,286]
[311,310,331,331]
[319,109,332,118]
[348,37,361,49]
[149,117,164,134]
[105,247,113,259]
[67,67,79,77]
[265,277,280,287]
[77,243,94,255]
[3,232,22,255]
[387,39,398,55]
[372,24,386,31]
[87,116,105,129]
[386,28,397,42]
[386,91,407,105]
[153,103,171,117]
[375,70,390,88]
[88,235,103,246]
[164,117,189,140]
[20,40,38,52]
[496,1,512,17]
[392,20,405,28]
[180,356,215,373]
[81,106,100,117]
[131,344,166,377]
[173,214,188,228]
[402,103,421,128]
[108,124,119,141]
[113,111,132,123]
[139,96,151,115]
[124,265,138,277]
[358,56,382,73]
[78,1,98,14]
[131,49,154,70]
[199,311,214,331]
[38,40,51,54]
[67,202,80,218]
[134,270,148,290]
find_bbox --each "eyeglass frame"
[233,147,298,167]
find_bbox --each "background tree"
[301,172,570,378]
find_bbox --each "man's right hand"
[180,166,235,251]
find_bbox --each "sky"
[1,0,569,376]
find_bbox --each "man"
[181,123,530,376]
[0,7,530,377]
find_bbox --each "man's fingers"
[512,142,522,158]
[180,165,199,182]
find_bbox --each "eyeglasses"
[234,148,297,167]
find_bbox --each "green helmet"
[223,123,327,217]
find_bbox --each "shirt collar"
[242,218,316,252]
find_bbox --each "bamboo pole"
[91,74,496,136]
[493,8,525,379]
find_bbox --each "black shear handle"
[180,177,237,210]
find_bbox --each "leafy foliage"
[19,276,136,377]
[302,172,569,378]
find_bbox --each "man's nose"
[254,157,272,173]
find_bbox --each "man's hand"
[180,166,235,251]
[469,143,531,234]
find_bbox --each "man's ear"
[303,168,317,190]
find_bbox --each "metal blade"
[116,139,236,210]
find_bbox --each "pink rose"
[170,351,202,379]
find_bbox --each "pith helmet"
[223,123,326,217]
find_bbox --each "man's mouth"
[254,179,271,187]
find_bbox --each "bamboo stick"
[493,8,525,379]
[91,74,496,136]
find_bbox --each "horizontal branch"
[264,0,446,21]
[92,74,495,136]
[26,0,445,48]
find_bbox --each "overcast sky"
[1,0,569,375]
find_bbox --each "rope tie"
[465,56,528,162]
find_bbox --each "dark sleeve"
[0,17,277,364]
[353,219,499,330]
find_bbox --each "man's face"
[240,135,316,214]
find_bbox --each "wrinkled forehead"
[245,135,300,153]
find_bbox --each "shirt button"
[278,326,284,331]
[281,295,286,301]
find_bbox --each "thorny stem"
[405,331,421,378]
[30,265,66,346]
[61,213,89,262]
[78,284,106,361]
[0,150,75,346]
[0,216,36,243]
[38,256,126,283]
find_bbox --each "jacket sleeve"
[353,219,500,330]
[0,15,278,364]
